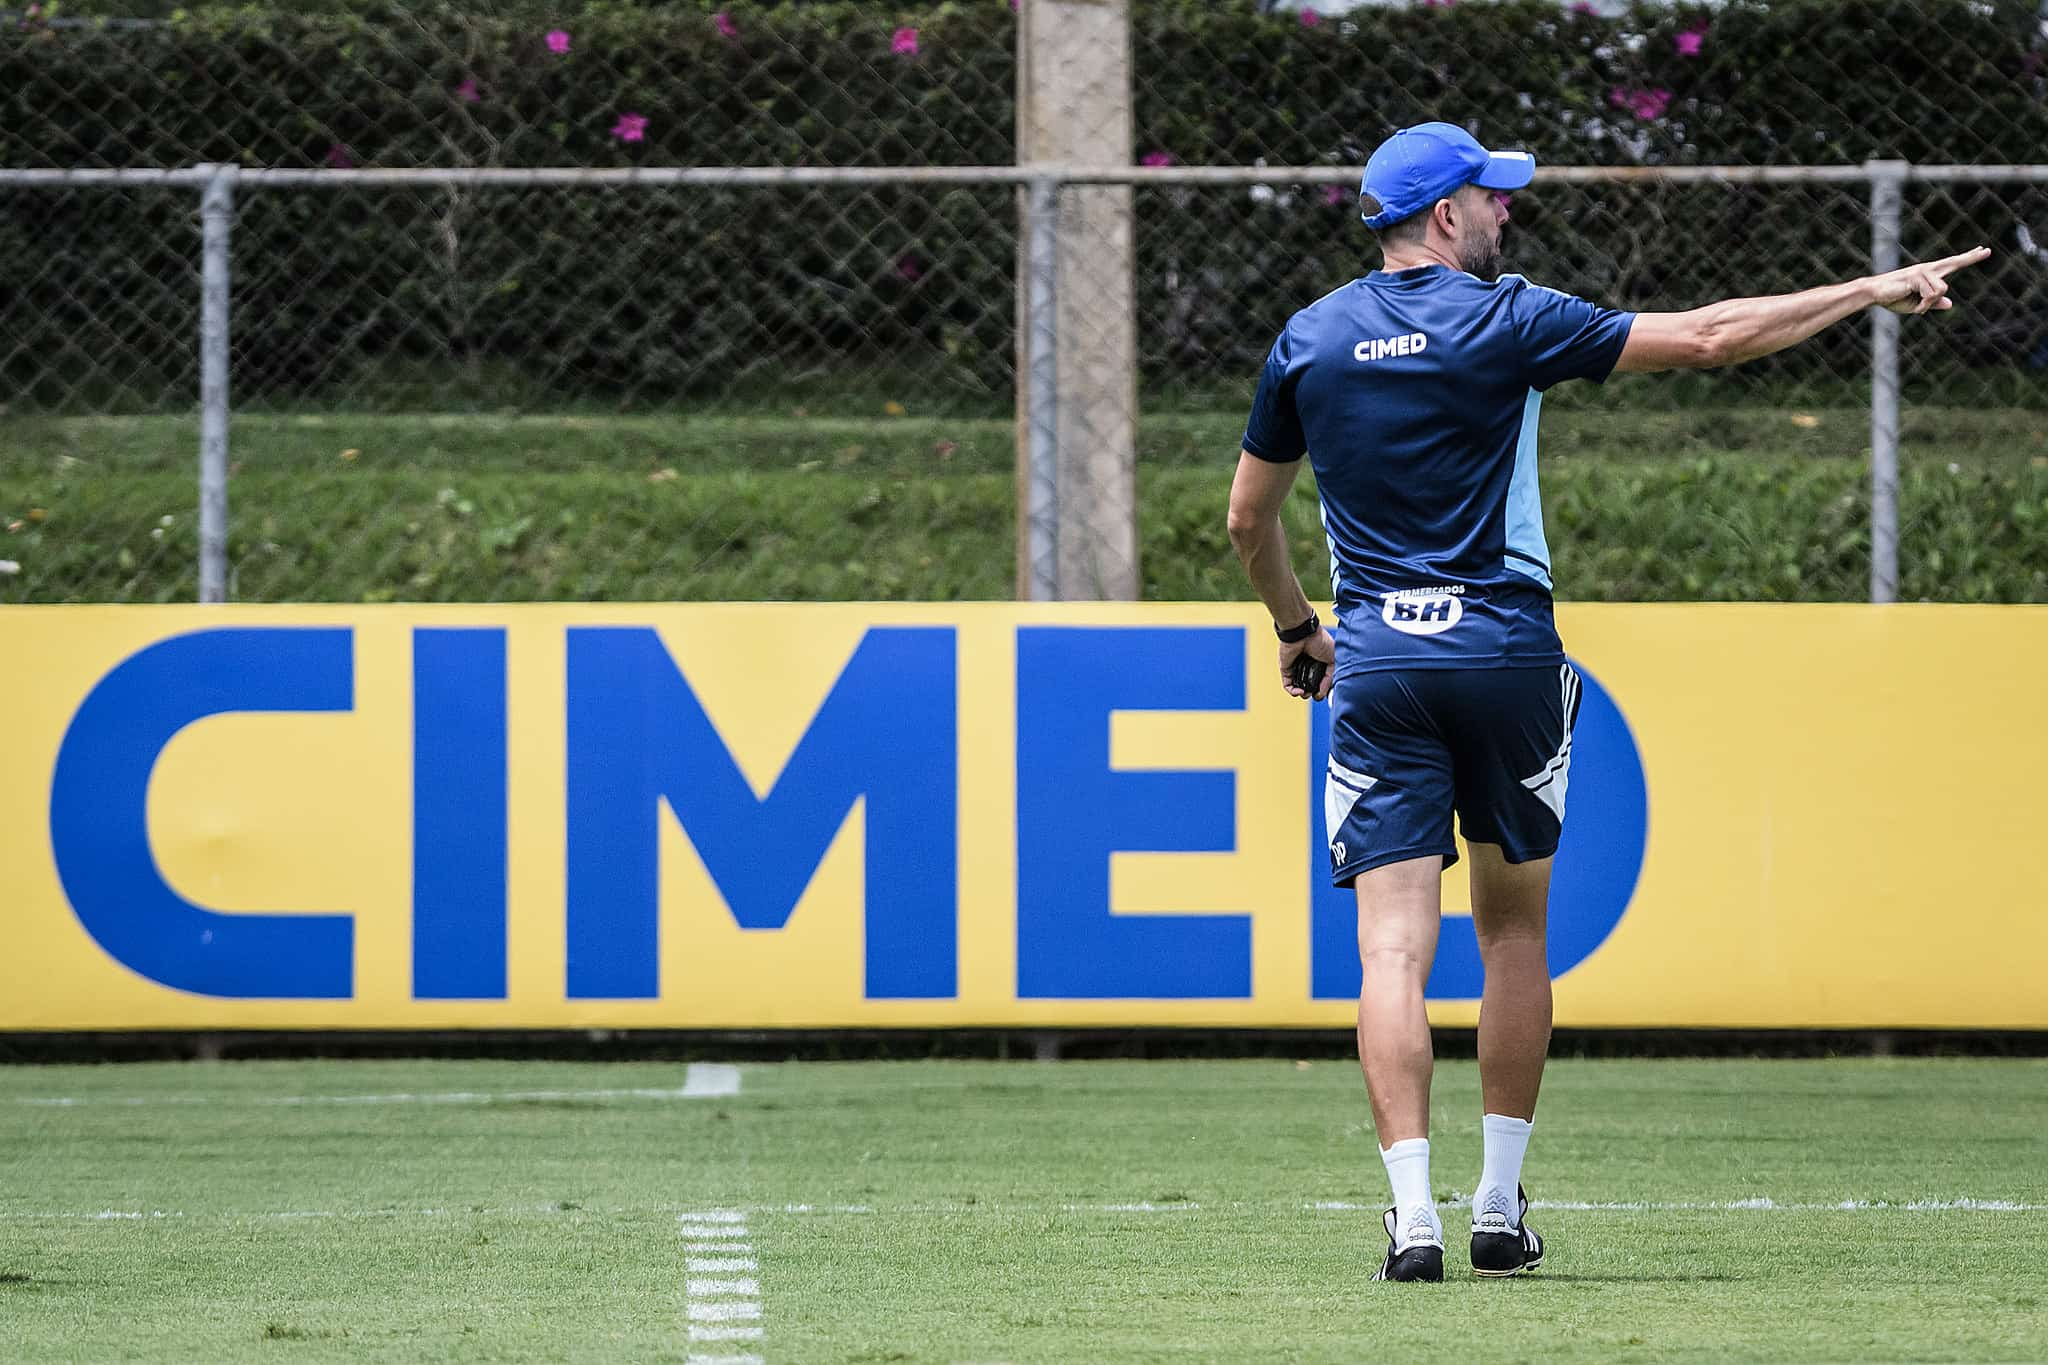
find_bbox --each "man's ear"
[1432,195,1459,238]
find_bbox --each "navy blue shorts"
[1324,663,1582,886]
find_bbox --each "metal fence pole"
[197,163,235,604]
[1866,159,1907,605]
[1023,176,1060,603]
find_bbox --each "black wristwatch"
[1275,611,1320,644]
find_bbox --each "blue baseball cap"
[1360,121,1536,230]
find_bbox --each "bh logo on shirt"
[1382,586,1464,636]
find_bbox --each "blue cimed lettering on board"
[411,627,509,1000]
[1014,626,1251,999]
[564,626,959,1001]
[49,627,357,999]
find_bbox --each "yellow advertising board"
[0,603,2041,1030]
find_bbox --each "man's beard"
[1457,231,1505,282]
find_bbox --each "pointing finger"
[1930,245,1992,276]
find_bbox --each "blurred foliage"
[2,1,2045,409]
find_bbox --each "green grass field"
[2,404,2044,604]
[2,1057,2044,1362]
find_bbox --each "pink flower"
[1675,25,1707,57]
[1424,0,1455,8]
[1323,184,1348,207]
[1609,86,1672,120]
[892,27,919,56]
[1299,8,1322,26]
[545,29,570,55]
[454,78,480,104]
[713,11,738,38]
[1140,150,1174,167]
[324,143,353,169]
[896,255,924,282]
[611,112,649,143]
[1570,1,1596,12]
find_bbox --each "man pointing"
[1226,121,1987,1282]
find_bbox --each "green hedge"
[5,410,2044,603]
[3,1,2045,409]
[9,458,2044,604]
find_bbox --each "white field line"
[776,1204,872,1214]
[11,1063,741,1109]
[687,1278,759,1297]
[1308,1197,2048,1213]
[687,1303,763,1323]
[7,1195,2043,1225]
[0,1202,733,1224]
[682,1210,764,1360]
[681,1065,742,1097]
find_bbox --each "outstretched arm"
[1615,246,1992,373]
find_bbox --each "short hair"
[1359,194,1428,246]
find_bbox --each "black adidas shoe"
[1371,1206,1445,1282]
[1470,1184,1544,1277]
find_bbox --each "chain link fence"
[2,2,2045,606]
[1127,167,2048,606]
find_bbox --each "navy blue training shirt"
[1242,266,1635,675]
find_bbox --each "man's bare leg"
[1467,842,1553,1120]
[1467,841,1553,1252]
[1355,854,1445,1139]
[1355,854,1445,1256]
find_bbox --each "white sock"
[1474,1113,1534,1228]
[1379,1138,1442,1247]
